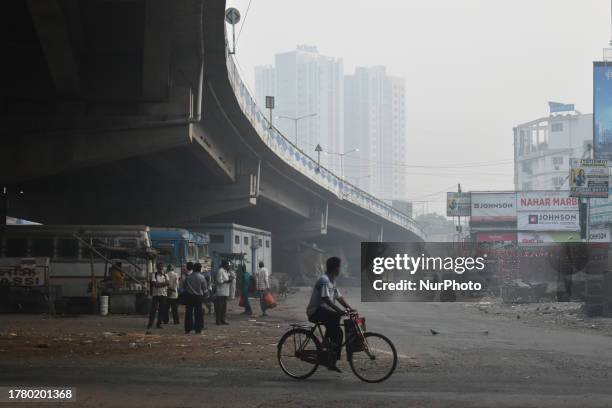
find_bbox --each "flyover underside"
[1,0,422,282]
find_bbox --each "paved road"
[1,288,612,407]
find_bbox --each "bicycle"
[277,311,397,383]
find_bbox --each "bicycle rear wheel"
[277,328,321,379]
[348,332,397,383]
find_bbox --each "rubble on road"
[469,297,612,336]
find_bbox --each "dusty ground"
[0,296,297,369]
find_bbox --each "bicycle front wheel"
[349,332,397,383]
[277,328,321,379]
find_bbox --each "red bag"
[238,295,245,307]
[263,292,277,309]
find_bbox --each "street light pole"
[339,148,359,180]
[278,113,317,148]
[316,147,359,179]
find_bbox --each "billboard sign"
[548,101,574,113]
[594,62,612,160]
[569,158,609,198]
[516,191,579,231]
[517,211,579,231]
[517,191,578,211]
[517,231,581,246]
[589,227,611,243]
[475,232,516,243]
[590,187,612,225]
[470,192,516,223]
[446,192,471,217]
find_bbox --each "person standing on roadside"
[203,263,214,315]
[179,262,193,288]
[147,262,168,330]
[183,262,208,334]
[255,261,271,316]
[215,260,232,325]
[163,265,180,325]
[239,264,253,316]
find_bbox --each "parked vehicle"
[150,228,210,271]
[0,225,154,313]
[194,223,271,275]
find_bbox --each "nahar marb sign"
[516,191,579,231]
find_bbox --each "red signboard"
[476,233,517,243]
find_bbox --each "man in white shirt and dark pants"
[255,261,271,316]
[163,265,180,325]
[215,260,232,325]
[147,262,169,330]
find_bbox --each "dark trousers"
[163,298,180,324]
[309,308,343,361]
[258,290,268,314]
[184,294,204,333]
[215,296,228,324]
[204,298,213,314]
[147,296,166,328]
[242,292,252,314]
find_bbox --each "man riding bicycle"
[306,256,355,373]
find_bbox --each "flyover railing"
[224,53,425,240]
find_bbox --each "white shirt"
[255,267,270,291]
[306,273,341,318]
[216,267,230,297]
[166,271,179,299]
[151,273,168,297]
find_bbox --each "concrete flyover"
[0,0,424,279]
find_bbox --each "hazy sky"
[226,0,610,215]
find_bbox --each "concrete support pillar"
[275,240,325,286]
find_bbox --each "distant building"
[344,66,407,201]
[255,45,344,173]
[513,109,592,191]
[254,65,276,111]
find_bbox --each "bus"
[150,228,210,272]
[0,225,154,313]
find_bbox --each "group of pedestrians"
[147,260,272,334]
